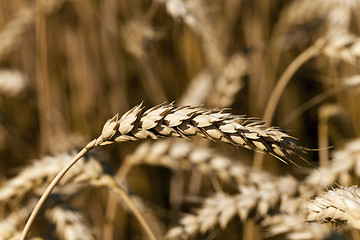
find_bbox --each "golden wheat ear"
[96,102,306,163]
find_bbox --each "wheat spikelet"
[45,205,94,240]
[90,102,304,164]
[0,152,104,205]
[0,0,65,61]
[307,186,360,229]
[300,139,360,199]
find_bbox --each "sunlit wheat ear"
[45,205,94,240]
[95,102,305,164]
[307,186,360,229]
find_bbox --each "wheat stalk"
[88,174,158,240]
[45,205,94,240]
[307,186,360,229]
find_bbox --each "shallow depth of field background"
[1,0,360,239]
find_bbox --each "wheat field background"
[1,0,360,239]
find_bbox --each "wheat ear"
[0,152,103,205]
[21,102,303,239]
[166,175,299,239]
[45,205,94,240]
[307,186,360,229]
[95,102,304,163]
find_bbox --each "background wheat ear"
[307,186,360,229]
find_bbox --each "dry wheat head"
[307,185,360,229]
[45,205,94,240]
[88,102,305,164]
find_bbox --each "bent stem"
[19,147,90,240]
[100,176,158,240]
[252,39,325,170]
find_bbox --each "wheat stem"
[94,176,158,240]
[19,147,90,240]
[252,39,325,169]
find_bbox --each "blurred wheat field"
[1,0,360,239]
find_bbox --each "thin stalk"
[109,178,158,240]
[19,147,89,240]
[100,175,158,240]
[252,39,325,170]
[318,117,329,167]
[282,86,343,126]
[36,0,51,155]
